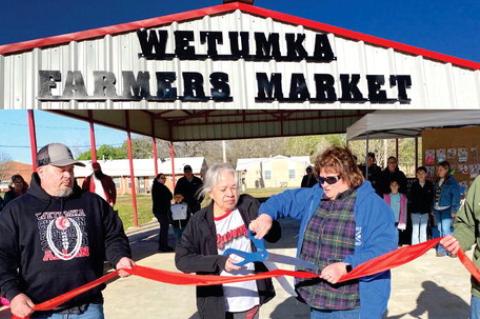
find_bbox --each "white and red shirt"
[93,176,107,202]
[214,209,259,312]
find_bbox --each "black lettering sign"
[37,70,412,105]
[314,74,337,102]
[122,71,151,99]
[367,75,396,103]
[155,72,177,100]
[254,33,282,61]
[339,74,367,103]
[210,72,232,101]
[229,32,250,59]
[182,72,207,101]
[313,34,336,62]
[175,31,196,60]
[38,71,61,98]
[256,73,284,101]
[93,71,118,98]
[286,33,308,61]
[289,73,310,101]
[200,32,223,58]
[391,75,412,103]
[137,30,169,59]
[62,71,88,98]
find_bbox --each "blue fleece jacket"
[259,181,397,318]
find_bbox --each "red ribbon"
[9,237,480,319]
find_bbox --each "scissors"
[223,231,319,273]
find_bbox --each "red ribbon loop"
[9,237,480,319]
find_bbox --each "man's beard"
[94,171,104,179]
[55,186,73,197]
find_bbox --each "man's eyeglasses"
[318,175,341,185]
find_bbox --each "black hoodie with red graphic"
[0,173,131,310]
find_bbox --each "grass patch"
[116,195,155,230]
[243,187,286,199]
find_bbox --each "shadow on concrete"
[270,297,309,318]
[185,297,309,319]
[386,281,469,319]
[128,227,179,262]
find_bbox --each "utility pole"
[222,140,227,163]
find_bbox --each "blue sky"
[0,0,479,163]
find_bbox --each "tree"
[77,144,127,160]
[0,151,12,182]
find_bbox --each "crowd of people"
[0,142,477,319]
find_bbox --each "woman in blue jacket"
[250,147,397,319]
[432,161,461,256]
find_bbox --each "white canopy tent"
[346,110,480,140]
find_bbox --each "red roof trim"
[237,3,480,70]
[0,2,241,55]
[1,2,479,70]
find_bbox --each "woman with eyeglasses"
[250,146,397,319]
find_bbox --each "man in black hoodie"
[378,156,408,196]
[0,143,133,319]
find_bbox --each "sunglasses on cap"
[318,175,341,185]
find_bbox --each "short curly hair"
[314,146,364,188]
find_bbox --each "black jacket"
[301,174,317,188]
[174,176,204,213]
[359,164,383,195]
[408,180,434,214]
[151,180,172,216]
[378,168,408,195]
[175,194,281,319]
[0,173,131,310]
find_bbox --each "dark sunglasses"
[318,175,341,185]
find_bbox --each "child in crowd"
[170,193,191,241]
[409,166,434,245]
[384,179,408,245]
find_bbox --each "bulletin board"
[422,127,480,188]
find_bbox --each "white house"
[74,157,207,195]
[236,155,311,189]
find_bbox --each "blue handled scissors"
[223,231,319,273]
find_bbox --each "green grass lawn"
[116,195,155,230]
[115,187,288,229]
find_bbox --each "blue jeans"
[310,308,360,319]
[472,295,480,319]
[411,213,428,245]
[432,209,453,255]
[32,303,104,319]
[173,227,184,241]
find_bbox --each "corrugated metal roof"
[52,109,366,141]
[1,5,479,110]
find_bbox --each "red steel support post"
[125,111,139,227]
[27,110,38,171]
[88,111,97,162]
[152,137,159,177]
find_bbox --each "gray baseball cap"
[37,143,86,167]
